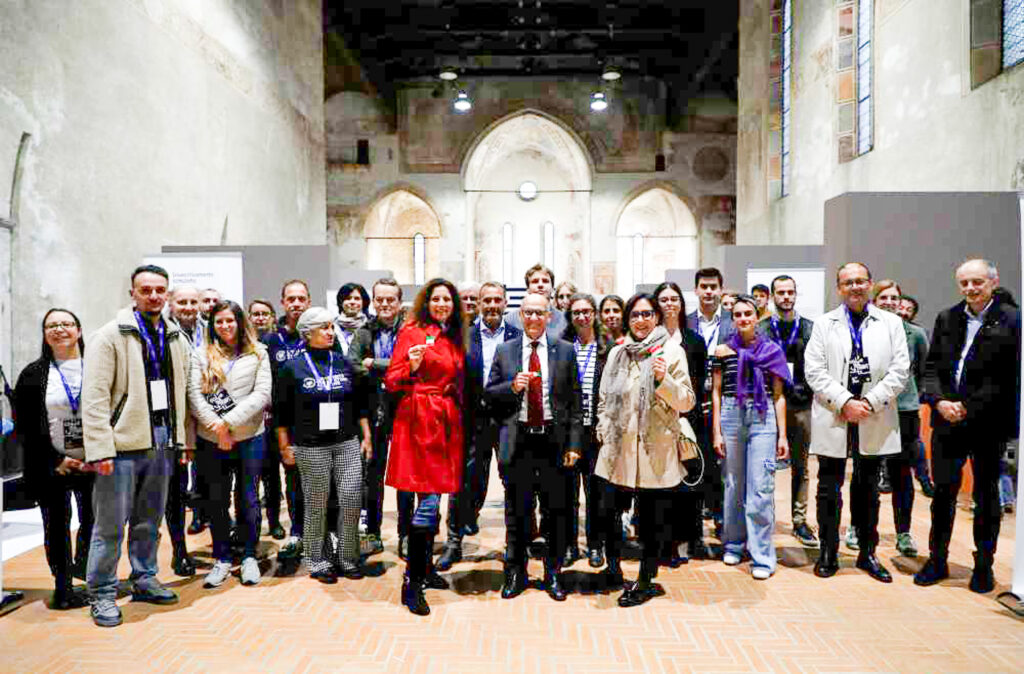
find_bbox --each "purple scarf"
[726,332,792,415]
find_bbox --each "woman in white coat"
[804,263,909,581]
[189,300,272,588]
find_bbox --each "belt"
[518,422,554,435]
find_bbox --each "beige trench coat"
[594,340,696,489]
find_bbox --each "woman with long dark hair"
[599,295,625,344]
[189,301,272,587]
[14,308,93,609]
[385,278,466,616]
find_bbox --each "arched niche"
[615,187,698,295]
[363,189,442,285]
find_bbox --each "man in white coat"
[805,262,909,582]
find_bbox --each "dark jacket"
[685,308,735,347]
[756,315,815,410]
[679,328,708,441]
[922,297,1021,441]
[485,335,583,466]
[349,314,403,425]
[13,358,79,500]
[465,320,522,426]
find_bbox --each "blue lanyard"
[574,339,596,387]
[769,315,801,352]
[54,361,82,416]
[336,327,354,351]
[302,350,334,393]
[703,323,720,349]
[134,312,166,379]
[374,328,396,360]
[277,330,303,349]
[844,306,868,355]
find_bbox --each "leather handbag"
[676,415,700,462]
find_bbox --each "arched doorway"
[615,187,698,295]
[462,111,592,288]
[363,190,442,285]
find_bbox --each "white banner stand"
[997,194,1024,616]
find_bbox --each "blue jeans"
[412,493,441,530]
[87,448,174,601]
[720,398,778,572]
[197,435,265,561]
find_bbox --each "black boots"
[171,543,196,577]
[617,560,663,608]
[814,544,839,578]
[402,527,446,616]
[969,551,995,593]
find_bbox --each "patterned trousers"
[294,439,362,573]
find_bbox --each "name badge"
[63,417,84,450]
[206,389,236,415]
[319,402,340,431]
[849,355,871,387]
[150,379,169,411]
[787,362,795,379]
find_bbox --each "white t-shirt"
[46,358,85,460]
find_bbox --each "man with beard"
[260,279,312,559]
[437,281,521,570]
[199,288,221,321]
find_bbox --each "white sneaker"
[723,552,742,566]
[240,557,261,586]
[751,566,773,580]
[845,527,860,551]
[204,561,232,588]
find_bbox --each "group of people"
[11,257,1019,626]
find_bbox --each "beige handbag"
[677,416,700,462]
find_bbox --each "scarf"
[334,312,368,332]
[726,332,792,415]
[599,325,671,459]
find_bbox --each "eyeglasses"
[840,278,871,288]
[629,310,656,320]
[522,309,548,318]
[249,311,274,318]
[571,309,594,318]
[45,322,77,331]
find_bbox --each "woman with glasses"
[275,307,372,583]
[654,281,711,564]
[599,295,626,343]
[189,301,272,587]
[562,293,611,568]
[14,309,94,609]
[712,295,791,580]
[595,293,696,606]
[385,278,465,616]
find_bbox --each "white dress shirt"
[518,332,552,422]
[698,306,723,348]
[956,299,993,386]
[480,318,506,383]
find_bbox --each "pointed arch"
[363,188,442,284]
[614,184,699,294]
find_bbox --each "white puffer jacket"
[188,344,271,442]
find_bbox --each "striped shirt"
[716,352,771,399]
[574,339,598,426]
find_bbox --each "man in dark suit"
[915,259,1021,593]
[437,282,521,570]
[486,291,583,601]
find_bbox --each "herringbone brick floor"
[1,458,1021,673]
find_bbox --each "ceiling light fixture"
[453,90,472,113]
[439,67,458,81]
[590,92,608,112]
[601,65,621,81]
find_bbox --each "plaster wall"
[0,0,325,372]
[737,0,1024,245]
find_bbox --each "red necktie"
[528,341,544,426]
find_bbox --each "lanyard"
[769,315,801,352]
[302,350,335,394]
[277,330,302,349]
[702,322,720,350]
[134,312,166,379]
[192,326,203,349]
[374,327,396,360]
[336,326,354,351]
[574,339,596,387]
[54,361,82,416]
[844,306,868,355]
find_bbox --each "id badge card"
[63,417,84,450]
[849,355,871,387]
[206,389,236,415]
[319,402,340,431]
[150,379,169,411]
[787,361,795,379]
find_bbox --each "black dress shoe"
[913,557,949,586]
[269,524,286,540]
[424,569,450,590]
[402,576,430,616]
[588,548,605,569]
[601,562,624,589]
[310,568,338,584]
[187,518,208,535]
[856,553,893,583]
[461,522,480,537]
[50,588,89,610]
[172,552,197,577]
[501,568,528,599]
[336,560,365,580]
[617,581,665,607]
[970,564,995,594]
[436,545,462,571]
[545,573,567,602]
[813,548,839,578]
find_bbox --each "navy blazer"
[685,309,735,347]
[485,335,583,466]
[465,320,522,425]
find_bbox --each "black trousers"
[363,414,394,538]
[816,428,883,555]
[38,472,94,588]
[502,428,571,570]
[928,424,1003,562]
[165,456,189,550]
[887,412,919,534]
[261,428,283,527]
[567,429,603,551]
[602,480,673,578]
[446,419,500,542]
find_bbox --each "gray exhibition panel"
[823,192,1021,331]
[722,246,824,295]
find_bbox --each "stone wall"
[0,0,325,371]
[738,0,1024,246]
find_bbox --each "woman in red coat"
[385,277,465,616]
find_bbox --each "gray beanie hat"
[296,307,334,338]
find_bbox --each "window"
[502,222,514,286]
[543,221,554,269]
[856,0,873,155]
[413,233,425,285]
[781,0,793,195]
[1006,0,1024,69]
[632,234,644,291]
